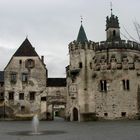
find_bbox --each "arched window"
[25,59,35,69]
[113,30,116,37]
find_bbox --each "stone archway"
[73,107,78,121]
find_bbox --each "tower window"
[122,80,126,90]
[122,80,130,90]
[79,62,82,68]
[126,80,130,90]
[100,80,107,92]
[113,30,116,37]
[90,62,92,69]
[104,113,108,117]
[121,112,126,117]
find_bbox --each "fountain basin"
[7,130,66,136]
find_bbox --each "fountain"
[7,114,66,136]
[31,114,41,135]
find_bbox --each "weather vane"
[110,2,113,15]
[80,15,83,24]
[26,34,28,39]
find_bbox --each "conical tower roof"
[77,24,88,43]
[13,38,38,57]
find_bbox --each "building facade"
[0,39,66,120]
[0,11,140,121]
[66,12,140,121]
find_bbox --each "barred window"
[29,92,36,100]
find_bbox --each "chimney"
[41,56,44,63]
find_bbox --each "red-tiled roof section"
[13,38,38,56]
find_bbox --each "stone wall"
[4,56,47,118]
[66,40,140,121]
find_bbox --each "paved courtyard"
[1,118,140,140]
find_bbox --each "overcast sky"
[0,0,140,77]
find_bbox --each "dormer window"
[25,59,35,69]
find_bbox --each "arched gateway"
[73,107,78,121]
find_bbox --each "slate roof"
[0,71,4,83]
[47,78,66,87]
[13,38,38,56]
[77,24,88,43]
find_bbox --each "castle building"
[66,12,140,121]
[0,11,140,121]
[4,38,47,118]
[0,38,66,120]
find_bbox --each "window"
[10,73,17,83]
[0,92,4,100]
[121,112,126,117]
[25,59,35,69]
[9,92,14,100]
[122,80,130,90]
[100,80,107,92]
[79,62,82,68]
[19,60,22,65]
[22,73,28,82]
[126,80,130,90]
[104,113,108,117]
[113,30,116,37]
[0,83,4,87]
[122,80,126,90]
[21,106,25,112]
[19,93,24,100]
[90,62,92,69]
[29,92,36,100]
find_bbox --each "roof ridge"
[13,38,39,57]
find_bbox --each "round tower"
[66,22,95,121]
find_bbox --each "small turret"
[106,8,121,41]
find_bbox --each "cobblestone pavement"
[1,118,140,140]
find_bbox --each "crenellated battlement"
[95,40,140,51]
[69,40,95,52]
